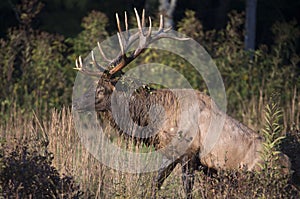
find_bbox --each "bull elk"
[72,9,290,199]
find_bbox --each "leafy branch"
[260,96,286,169]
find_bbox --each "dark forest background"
[1,0,299,46]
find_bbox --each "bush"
[177,10,299,131]
[193,168,298,199]
[0,0,73,119]
[0,140,83,198]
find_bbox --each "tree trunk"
[245,0,257,51]
[158,0,177,28]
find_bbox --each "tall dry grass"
[1,107,299,198]
[1,108,165,198]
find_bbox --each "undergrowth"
[0,107,299,198]
[0,139,83,198]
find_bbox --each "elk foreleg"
[181,155,198,199]
[151,157,180,199]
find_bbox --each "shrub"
[67,10,109,59]
[177,10,299,131]
[0,139,83,198]
[0,0,72,119]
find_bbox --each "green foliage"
[0,1,109,120]
[16,0,44,26]
[261,99,285,156]
[272,20,300,59]
[177,10,300,129]
[0,0,73,118]
[177,10,204,41]
[0,27,71,114]
[67,10,109,58]
[258,97,289,173]
[0,1,109,119]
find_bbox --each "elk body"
[73,9,290,199]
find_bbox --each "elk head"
[73,8,188,113]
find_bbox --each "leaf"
[270,136,286,146]
[272,151,281,156]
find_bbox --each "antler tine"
[159,14,164,32]
[116,13,122,34]
[124,11,128,31]
[91,50,106,71]
[164,26,172,32]
[91,50,95,62]
[74,56,103,77]
[97,42,113,63]
[157,13,172,33]
[134,8,144,35]
[124,11,129,37]
[116,12,127,54]
[141,9,145,28]
[107,8,190,76]
[74,57,83,72]
[75,58,79,69]
[117,32,125,56]
[146,16,152,37]
[79,55,83,67]
[152,14,188,41]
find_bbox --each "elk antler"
[74,8,189,77]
